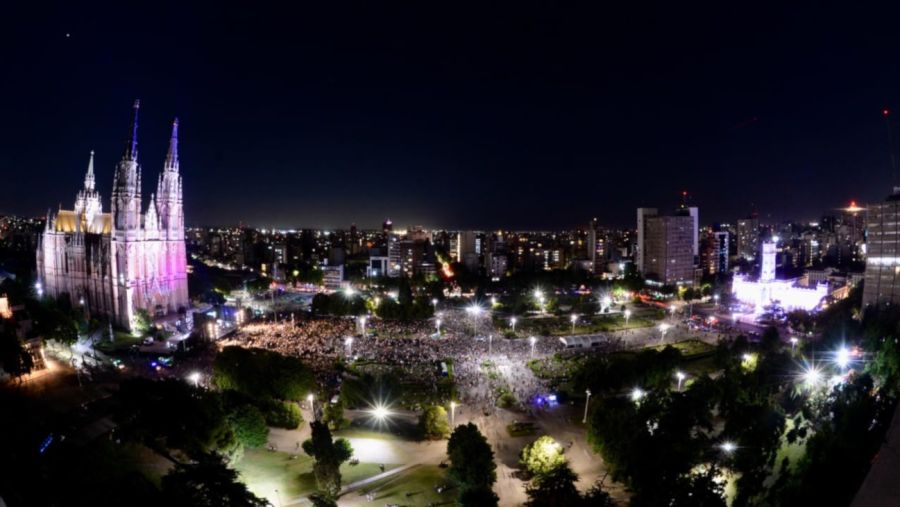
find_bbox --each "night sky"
[3,3,900,229]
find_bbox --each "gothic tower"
[110,100,143,327]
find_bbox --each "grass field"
[352,464,455,506]
[235,448,390,502]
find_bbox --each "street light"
[432,298,439,307]
[675,370,686,391]
[719,441,737,455]
[371,404,390,421]
[630,387,645,403]
[659,323,671,343]
[488,334,493,354]
[835,346,851,370]
[345,336,353,357]
[583,389,592,423]
[624,309,632,327]
[359,316,367,335]
[510,317,517,332]
[602,296,612,313]
[790,337,798,352]
[669,304,677,320]
[570,314,578,334]
[450,401,458,426]
[529,336,537,358]
[188,371,201,386]
[802,364,823,387]
[307,393,315,415]
[435,318,442,334]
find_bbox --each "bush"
[419,405,451,439]
[228,403,269,448]
[259,399,303,429]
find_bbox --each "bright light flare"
[719,441,737,454]
[371,405,390,420]
[835,347,851,369]
[630,387,645,402]
[802,364,823,387]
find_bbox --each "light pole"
[488,334,493,354]
[435,318,442,334]
[450,401,457,426]
[510,317,517,332]
[790,337,798,352]
[602,296,612,313]
[659,323,670,344]
[582,389,592,423]
[570,314,578,334]
[529,336,537,358]
[345,336,353,357]
[359,315,367,335]
[675,371,686,391]
[669,304,677,321]
[624,309,632,328]
[307,393,315,417]
[713,294,720,308]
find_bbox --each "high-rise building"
[863,191,900,308]
[737,217,760,261]
[635,207,658,274]
[36,101,189,329]
[714,231,729,274]
[638,209,695,286]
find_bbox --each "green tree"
[302,421,354,498]
[227,403,269,448]
[0,329,34,379]
[213,346,314,401]
[323,395,348,431]
[520,436,566,477]
[419,405,451,439]
[447,423,497,494]
[116,378,238,459]
[525,462,581,507]
[160,453,268,507]
[458,485,499,507]
[133,308,153,335]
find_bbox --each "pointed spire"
[84,150,96,191]
[124,99,140,160]
[165,117,179,171]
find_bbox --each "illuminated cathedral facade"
[36,101,189,329]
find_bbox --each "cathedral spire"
[124,99,140,160]
[165,118,179,171]
[84,150,96,191]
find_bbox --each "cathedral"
[36,100,189,330]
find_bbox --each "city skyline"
[4,4,900,229]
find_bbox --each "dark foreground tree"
[525,462,581,507]
[447,423,497,495]
[458,485,499,507]
[0,328,34,379]
[302,421,354,498]
[160,453,268,507]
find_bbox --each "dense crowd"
[222,309,568,410]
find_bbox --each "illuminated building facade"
[36,101,189,329]
[737,217,759,261]
[637,208,695,286]
[732,241,827,312]
[863,191,900,308]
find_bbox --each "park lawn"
[354,464,456,506]
[236,448,389,501]
[650,339,715,357]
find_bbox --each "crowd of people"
[222,309,569,411]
